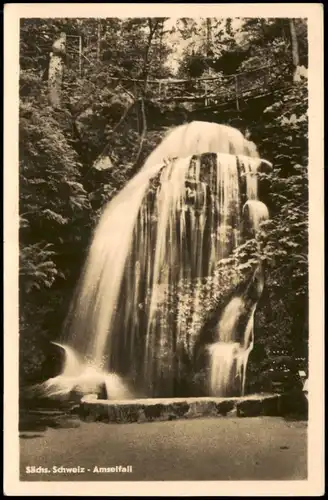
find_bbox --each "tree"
[48,32,67,107]
[289,18,300,73]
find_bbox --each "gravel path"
[20,414,307,481]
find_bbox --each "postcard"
[4,3,324,496]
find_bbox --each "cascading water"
[208,271,264,397]
[42,121,271,399]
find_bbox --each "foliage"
[258,80,308,298]
[19,98,92,278]
[20,242,58,294]
[245,80,308,390]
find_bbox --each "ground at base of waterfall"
[20,415,307,481]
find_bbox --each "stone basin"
[78,393,285,424]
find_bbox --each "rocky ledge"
[77,393,303,424]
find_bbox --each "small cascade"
[243,200,269,233]
[209,298,259,397]
[41,343,131,400]
[209,342,241,397]
[43,122,270,399]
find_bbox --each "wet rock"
[236,395,282,417]
[226,407,238,417]
[167,402,190,417]
[103,404,145,423]
[116,405,141,423]
[69,388,86,403]
[185,401,216,418]
[137,409,148,423]
[215,400,235,416]
[80,404,101,422]
[105,405,119,423]
[144,404,165,421]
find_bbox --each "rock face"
[77,394,285,424]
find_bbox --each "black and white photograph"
[4,3,324,496]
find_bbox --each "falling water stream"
[41,122,270,400]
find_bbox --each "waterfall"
[42,122,270,399]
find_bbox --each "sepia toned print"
[4,3,324,497]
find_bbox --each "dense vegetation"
[19,17,308,392]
